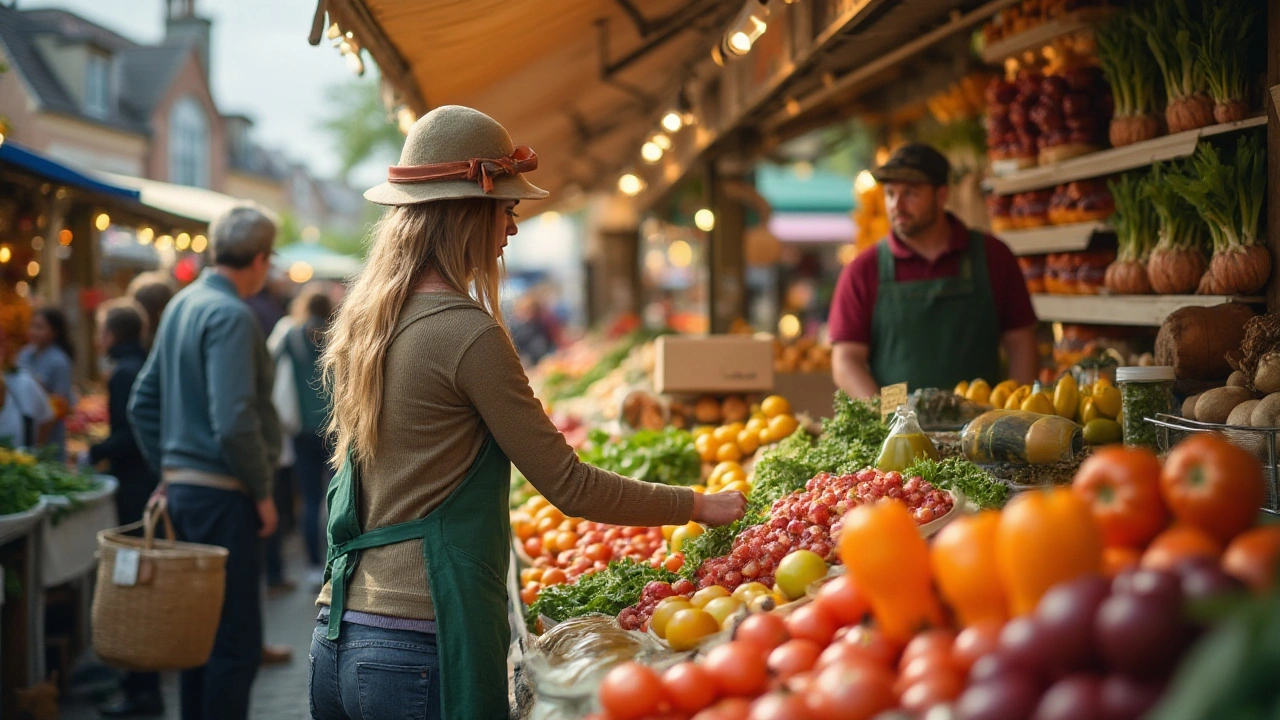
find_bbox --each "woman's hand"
[692,490,747,526]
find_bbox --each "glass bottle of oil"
[876,406,940,473]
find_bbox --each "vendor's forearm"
[833,343,880,399]
[1003,326,1039,385]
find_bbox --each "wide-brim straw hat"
[364,105,549,206]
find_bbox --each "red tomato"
[1142,525,1223,571]
[785,604,838,646]
[586,543,612,563]
[735,613,789,651]
[663,662,718,714]
[900,671,965,714]
[541,568,567,586]
[1222,526,1280,592]
[1161,433,1266,543]
[519,583,539,606]
[1073,446,1169,548]
[523,537,542,557]
[839,626,901,669]
[897,653,957,691]
[813,575,871,627]
[748,692,810,720]
[692,698,752,720]
[704,641,770,698]
[598,661,666,720]
[804,661,896,720]
[817,642,881,671]
[665,553,685,573]
[951,620,1002,672]
[767,640,822,681]
[900,629,958,670]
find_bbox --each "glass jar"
[1116,366,1176,450]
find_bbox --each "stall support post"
[63,205,98,381]
[39,194,68,307]
[588,228,641,327]
[708,162,747,333]
[1267,0,1280,313]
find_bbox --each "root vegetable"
[1147,249,1207,294]
[1250,393,1280,429]
[1155,303,1255,380]
[1253,354,1280,395]
[1105,174,1156,295]
[1198,245,1271,297]
[1109,115,1163,148]
[1196,387,1255,424]
[1227,400,1260,427]
[1182,394,1200,420]
[1165,95,1215,135]
[1144,162,1208,294]
[1228,371,1248,388]
[1214,101,1249,125]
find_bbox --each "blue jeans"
[167,484,263,720]
[309,620,442,720]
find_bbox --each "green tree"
[319,77,404,182]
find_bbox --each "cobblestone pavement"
[64,536,321,720]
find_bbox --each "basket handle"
[143,495,176,550]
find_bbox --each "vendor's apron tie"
[387,146,538,193]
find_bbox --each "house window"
[85,52,111,117]
[168,96,209,188]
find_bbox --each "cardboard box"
[774,372,840,418]
[654,335,775,394]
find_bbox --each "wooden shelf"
[999,222,1111,256]
[984,116,1268,195]
[1032,294,1264,327]
[981,8,1117,66]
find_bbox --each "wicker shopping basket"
[92,497,229,671]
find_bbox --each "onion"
[1166,95,1216,134]
[1200,245,1271,296]
[1213,100,1250,125]
[1109,115,1163,147]
[1105,260,1153,295]
[1148,248,1207,294]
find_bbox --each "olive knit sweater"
[318,293,695,620]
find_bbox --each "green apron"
[324,303,514,720]
[869,230,1003,390]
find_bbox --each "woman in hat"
[312,106,746,720]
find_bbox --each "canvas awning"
[92,171,275,226]
[312,0,740,207]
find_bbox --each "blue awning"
[0,140,140,201]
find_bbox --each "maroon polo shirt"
[829,214,1037,345]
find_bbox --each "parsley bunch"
[526,559,677,630]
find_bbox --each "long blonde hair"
[321,198,505,466]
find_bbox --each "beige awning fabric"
[318,0,734,206]
[92,172,278,226]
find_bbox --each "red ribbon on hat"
[387,146,538,193]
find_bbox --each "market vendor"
[312,105,746,720]
[829,143,1039,398]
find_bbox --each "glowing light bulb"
[694,209,716,232]
[661,112,683,133]
[641,142,663,164]
[618,174,643,196]
[95,213,110,231]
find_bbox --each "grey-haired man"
[129,205,283,720]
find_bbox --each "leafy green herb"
[1096,14,1164,118]
[547,329,666,401]
[526,559,677,630]
[905,456,1009,510]
[1198,0,1263,107]
[1166,133,1267,252]
[1108,172,1159,264]
[578,427,701,487]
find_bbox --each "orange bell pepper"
[997,488,1104,615]
[838,500,943,641]
[931,511,1008,627]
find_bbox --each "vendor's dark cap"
[871,143,950,186]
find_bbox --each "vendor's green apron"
[869,230,1002,390]
[323,299,514,720]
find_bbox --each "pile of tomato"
[587,433,1280,720]
[514,495,670,605]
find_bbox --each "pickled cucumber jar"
[1116,366,1176,450]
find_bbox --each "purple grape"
[1035,575,1109,675]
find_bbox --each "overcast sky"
[24,0,383,184]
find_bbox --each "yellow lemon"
[736,430,760,455]
[954,380,970,396]
[719,467,747,486]
[732,582,771,601]
[662,524,679,541]
[716,443,743,463]
[745,417,768,435]
[670,522,704,553]
[710,461,742,483]
[767,414,799,442]
[719,480,750,495]
[1093,384,1122,419]
[695,434,719,463]
[665,608,720,651]
[989,387,1011,410]
[1053,374,1079,418]
[703,596,744,626]
[690,585,730,608]
[966,379,992,405]
[651,597,693,639]
[1080,397,1102,424]
[712,426,738,445]
[761,395,792,418]
[994,379,1020,395]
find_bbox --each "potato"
[1182,394,1200,420]
[1254,353,1280,395]
[1228,371,1249,388]
[1250,393,1280,429]
[1196,387,1255,424]
[1227,400,1261,427]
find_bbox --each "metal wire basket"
[1145,414,1280,515]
